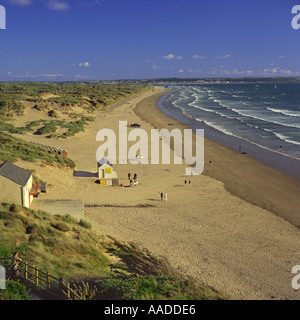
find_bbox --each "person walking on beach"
[128,173,131,180]
[160,192,163,201]
[10,251,22,280]
[184,179,187,185]
[164,193,168,201]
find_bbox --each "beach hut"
[97,158,119,186]
[41,183,47,193]
[0,162,36,208]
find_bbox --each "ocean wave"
[263,129,300,146]
[199,119,300,158]
[267,107,300,118]
[195,119,236,137]
[230,108,300,129]
[163,85,300,160]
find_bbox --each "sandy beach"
[17,87,300,300]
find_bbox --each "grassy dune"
[0,203,226,300]
[0,82,152,120]
[0,82,152,139]
[0,131,75,168]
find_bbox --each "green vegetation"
[0,131,75,168]
[0,281,30,300]
[0,82,151,142]
[79,218,92,229]
[0,203,114,280]
[95,275,218,300]
[0,82,151,121]
[0,116,94,138]
[0,203,227,300]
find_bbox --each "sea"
[157,83,300,180]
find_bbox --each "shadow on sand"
[73,171,98,178]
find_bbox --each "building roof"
[97,157,113,167]
[0,162,32,187]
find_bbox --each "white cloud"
[9,0,33,5]
[46,0,70,11]
[261,67,293,76]
[207,67,255,76]
[42,73,65,77]
[188,68,202,73]
[78,62,91,67]
[178,69,184,73]
[152,65,169,70]
[163,54,175,60]
[7,73,65,79]
[163,54,183,60]
[282,69,292,75]
[213,54,231,60]
[193,55,207,59]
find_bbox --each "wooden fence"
[0,257,82,300]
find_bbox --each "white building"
[0,162,36,208]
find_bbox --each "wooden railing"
[0,257,82,300]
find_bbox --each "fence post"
[59,278,66,300]
[25,261,28,279]
[67,283,71,300]
[35,266,39,286]
[47,272,51,290]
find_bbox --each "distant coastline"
[137,76,300,86]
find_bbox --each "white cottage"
[97,158,119,186]
[0,162,35,208]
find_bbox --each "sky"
[0,0,300,81]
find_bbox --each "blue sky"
[0,0,299,81]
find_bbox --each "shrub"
[0,281,30,300]
[62,214,78,224]
[51,222,71,232]
[73,281,98,300]
[48,109,58,118]
[79,219,91,229]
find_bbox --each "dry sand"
[16,87,300,300]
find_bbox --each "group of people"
[128,173,137,180]
[128,173,138,186]
[160,192,167,201]
[184,179,191,185]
